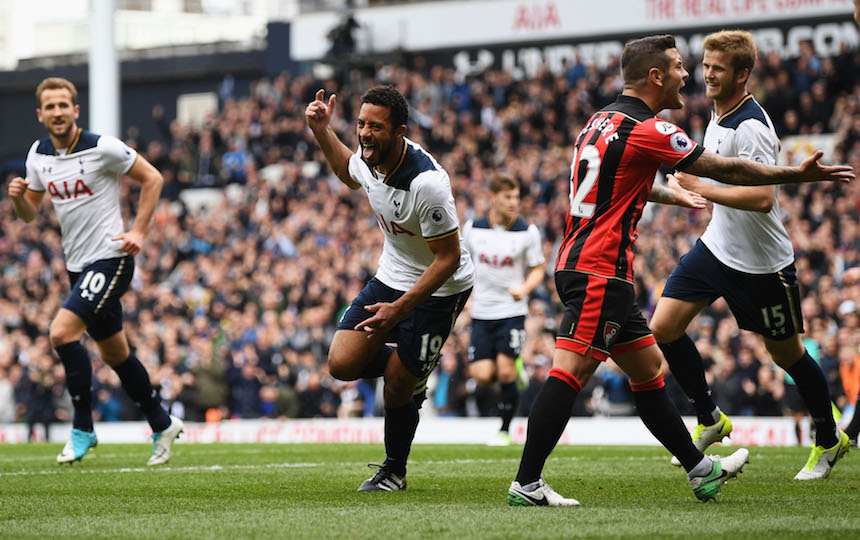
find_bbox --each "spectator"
[0,43,857,428]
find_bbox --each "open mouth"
[361,144,377,162]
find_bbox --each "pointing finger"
[315,89,324,102]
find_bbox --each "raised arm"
[305,89,359,190]
[681,149,854,186]
[115,155,163,256]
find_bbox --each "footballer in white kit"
[345,137,474,300]
[25,126,137,273]
[306,85,473,492]
[651,31,848,480]
[8,77,182,466]
[339,135,474,378]
[462,173,544,444]
[661,92,802,339]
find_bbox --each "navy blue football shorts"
[661,240,803,341]
[468,316,526,362]
[338,277,471,378]
[63,256,134,342]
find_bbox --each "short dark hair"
[621,35,677,88]
[489,172,519,194]
[361,85,409,129]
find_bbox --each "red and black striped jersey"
[556,95,703,282]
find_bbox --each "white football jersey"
[698,95,794,274]
[25,129,137,272]
[463,216,543,319]
[347,137,474,296]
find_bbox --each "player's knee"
[496,363,516,384]
[650,319,682,344]
[327,352,360,381]
[98,343,130,367]
[383,374,414,407]
[49,320,77,348]
[468,363,494,385]
[765,338,805,369]
[471,372,493,386]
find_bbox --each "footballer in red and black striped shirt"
[512,34,853,506]
[554,94,705,362]
[557,96,703,282]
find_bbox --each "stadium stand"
[1,42,857,437]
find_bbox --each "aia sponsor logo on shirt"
[373,211,415,236]
[479,253,514,268]
[48,179,93,200]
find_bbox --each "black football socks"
[632,383,704,472]
[113,354,171,432]
[659,334,719,426]
[845,393,860,442]
[499,381,518,433]
[785,351,838,448]
[515,370,579,485]
[55,341,94,432]
[384,399,419,477]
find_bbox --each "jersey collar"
[371,139,407,184]
[488,212,517,230]
[54,128,82,156]
[715,94,753,126]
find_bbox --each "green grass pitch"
[1,442,857,538]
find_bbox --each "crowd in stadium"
[1,40,858,437]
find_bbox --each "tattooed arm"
[682,149,854,186]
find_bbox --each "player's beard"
[495,208,517,225]
[48,120,74,141]
[362,137,396,169]
[708,78,741,107]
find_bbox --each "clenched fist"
[8,177,29,200]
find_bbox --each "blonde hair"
[35,77,78,107]
[703,30,757,74]
[489,172,519,194]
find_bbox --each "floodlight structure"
[89,0,120,137]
